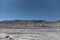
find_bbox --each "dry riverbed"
[0,29,60,40]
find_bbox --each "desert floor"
[0,28,60,40]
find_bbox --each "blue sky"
[0,0,60,21]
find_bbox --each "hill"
[0,20,60,29]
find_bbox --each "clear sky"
[0,0,60,21]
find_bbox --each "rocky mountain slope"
[0,20,60,29]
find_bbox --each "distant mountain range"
[0,20,60,29]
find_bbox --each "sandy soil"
[0,29,60,40]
